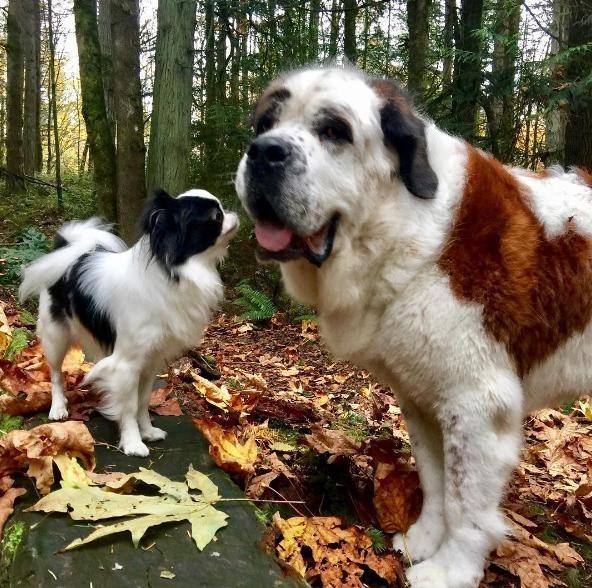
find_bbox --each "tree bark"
[406,0,432,97]
[73,0,117,222]
[563,0,592,169]
[308,0,320,61]
[111,0,146,243]
[328,0,341,59]
[47,0,62,210]
[545,0,569,165]
[343,0,358,64]
[23,0,41,175]
[488,0,520,161]
[98,0,116,137]
[146,0,197,195]
[6,0,25,191]
[442,0,455,90]
[450,0,485,138]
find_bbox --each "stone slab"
[9,415,306,588]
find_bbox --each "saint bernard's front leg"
[405,373,523,588]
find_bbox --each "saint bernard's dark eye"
[255,112,276,136]
[315,112,353,144]
[214,208,223,223]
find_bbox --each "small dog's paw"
[119,438,150,457]
[48,404,69,421]
[141,426,167,442]
[405,561,448,588]
[393,513,445,563]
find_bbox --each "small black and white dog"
[20,189,238,456]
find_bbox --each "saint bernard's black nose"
[247,136,292,168]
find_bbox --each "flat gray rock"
[9,415,306,588]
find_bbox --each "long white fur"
[235,67,592,588]
[22,191,237,457]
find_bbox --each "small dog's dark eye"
[256,113,275,136]
[215,209,223,223]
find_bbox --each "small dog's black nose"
[247,136,291,167]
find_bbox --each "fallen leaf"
[304,424,361,464]
[0,421,95,494]
[0,477,26,538]
[0,303,12,356]
[149,384,183,416]
[192,375,232,412]
[273,513,403,587]
[373,461,422,533]
[194,419,257,475]
[27,465,227,551]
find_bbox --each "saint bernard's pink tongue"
[254,221,293,252]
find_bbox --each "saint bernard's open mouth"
[253,215,339,267]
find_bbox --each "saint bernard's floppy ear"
[371,79,438,199]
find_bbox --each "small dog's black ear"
[372,80,438,199]
[141,189,174,234]
[141,189,180,277]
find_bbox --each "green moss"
[332,411,370,442]
[0,414,24,437]
[0,521,26,585]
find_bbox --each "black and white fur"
[20,189,238,456]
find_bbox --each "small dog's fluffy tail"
[19,218,126,302]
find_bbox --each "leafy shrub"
[233,281,277,322]
[0,227,49,288]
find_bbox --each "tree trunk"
[23,0,41,175]
[343,0,358,64]
[450,0,485,138]
[406,0,432,97]
[111,0,146,243]
[545,0,569,165]
[98,0,116,137]
[308,0,320,61]
[328,0,341,59]
[73,0,117,222]
[47,0,62,210]
[442,0,455,90]
[147,0,197,195]
[488,0,520,161]
[563,1,592,169]
[6,0,25,192]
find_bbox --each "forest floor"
[1,289,592,588]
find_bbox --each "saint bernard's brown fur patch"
[439,147,592,377]
[576,167,592,187]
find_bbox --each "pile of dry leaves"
[1,299,591,587]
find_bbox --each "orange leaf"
[373,461,422,533]
[193,418,257,475]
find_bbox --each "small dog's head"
[142,189,238,276]
[235,66,438,266]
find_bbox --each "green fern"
[0,227,49,287]
[3,328,31,361]
[366,527,388,554]
[233,282,277,322]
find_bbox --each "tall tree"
[23,0,42,175]
[146,0,197,195]
[6,0,25,191]
[73,0,117,221]
[98,0,116,136]
[343,0,358,64]
[328,0,342,59]
[406,0,432,97]
[308,0,321,61]
[563,0,592,169]
[111,0,146,242]
[486,0,520,161]
[545,0,569,165]
[47,0,62,209]
[450,0,485,138]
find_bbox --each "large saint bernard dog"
[235,66,592,588]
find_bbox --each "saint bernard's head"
[235,66,438,266]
